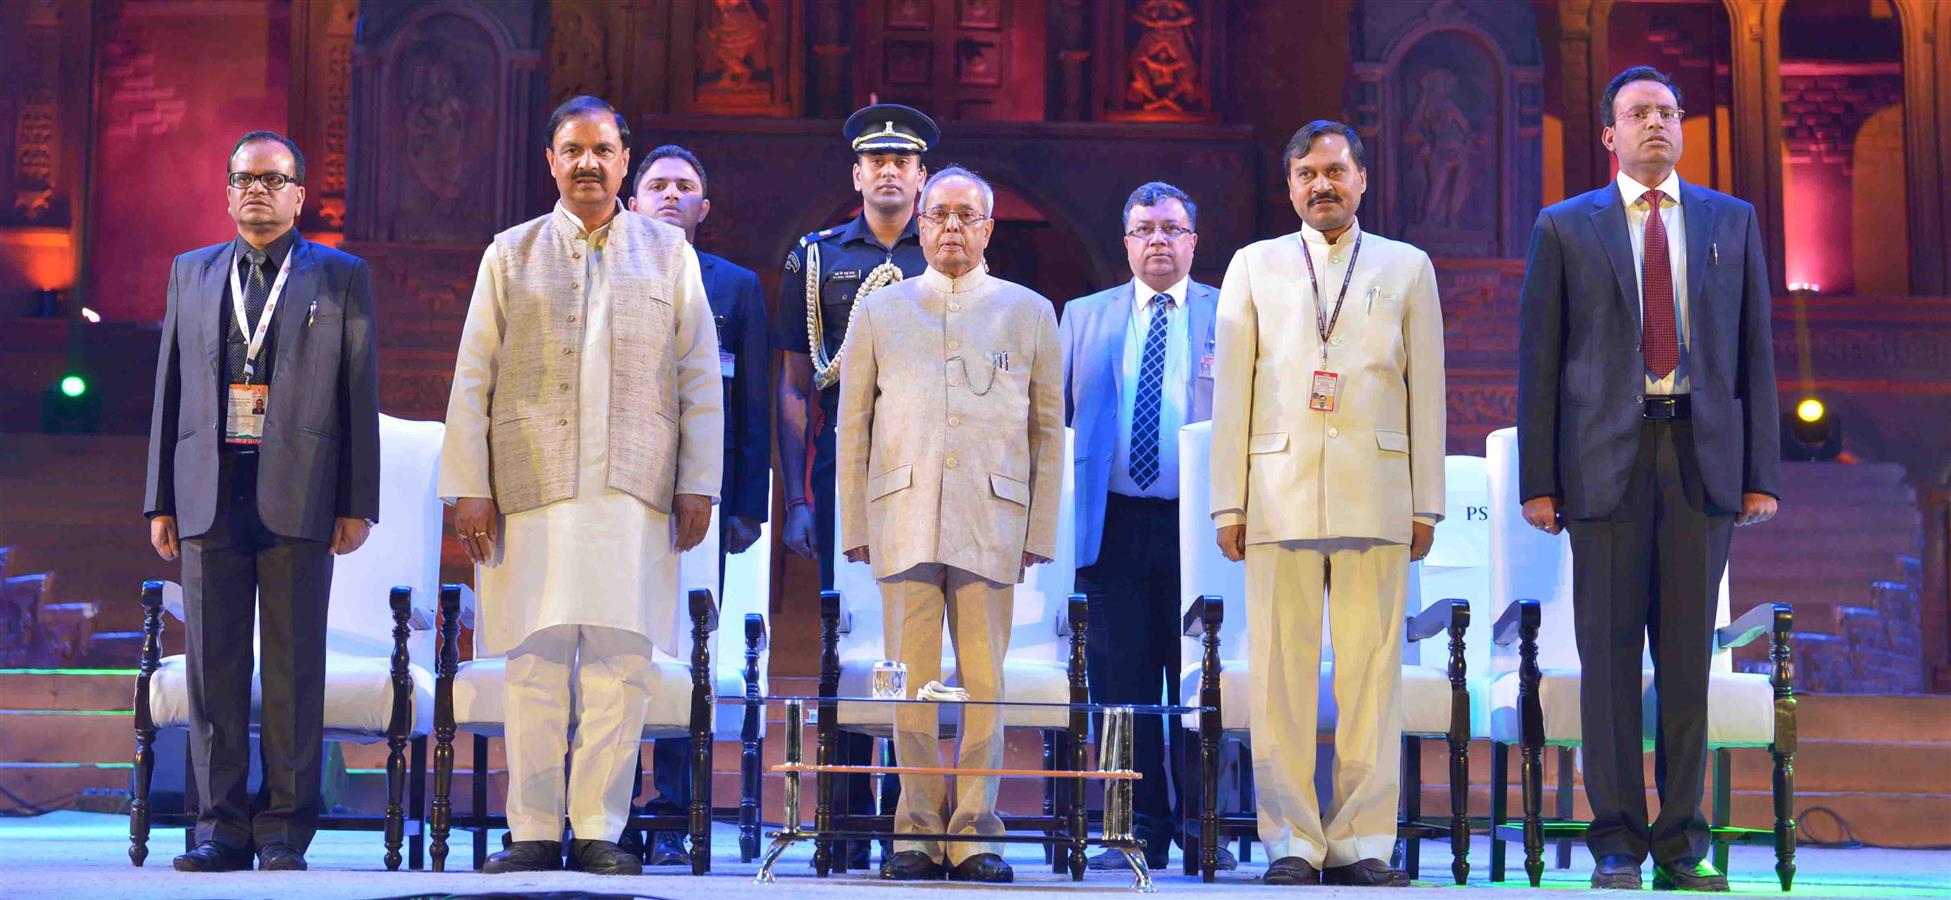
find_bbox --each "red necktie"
[1640,189,1678,378]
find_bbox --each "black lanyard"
[1300,231,1362,365]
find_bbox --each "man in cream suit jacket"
[1210,121,1446,887]
[839,166,1064,884]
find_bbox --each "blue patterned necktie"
[1130,292,1170,489]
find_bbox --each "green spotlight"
[59,374,87,398]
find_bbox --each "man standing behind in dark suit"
[1517,66,1779,892]
[627,142,771,867]
[144,130,381,873]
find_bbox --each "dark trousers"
[1077,492,1184,863]
[1567,418,1733,865]
[179,449,333,851]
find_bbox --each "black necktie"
[242,248,270,334]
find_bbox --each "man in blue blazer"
[628,143,771,866]
[143,131,381,872]
[1517,67,1780,892]
[1060,181,1224,872]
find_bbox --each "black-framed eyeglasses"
[228,172,300,191]
[1125,224,1194,241]
[918,208,990,228]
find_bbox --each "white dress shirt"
[1110,275,1189,499]
[1617,169,1690,395]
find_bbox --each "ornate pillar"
[1893,0,1945,293]
[1556,0,1601,196]
[806,0,852,118]
[289,0,358,235]
[1727,0,1786,294]
[1048,0,1093,121]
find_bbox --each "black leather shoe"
[1323,858,1410,887]
[256,843,307,871]
[647,832,690,867]
[569,839,643,875]
[483,840,563,873]
[1264,856,1322,885]
[948,852,1014,883]
[1654,858,1730,892]
[172,841,252,873]
[1592,854,1645,889]
[880,849,943,880]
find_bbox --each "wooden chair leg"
[1554,745,1574,870]
[430,584,461,872]
[1044,730,1062,871]
[1712,747,1732,875]
[1769,609,1798,892]
[1403,735,1422,879]
[472,734,490,871]
[409,736,428,870]
[129,582,164,867]
[1489,740,1508,883]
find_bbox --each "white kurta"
[440,204,718,658]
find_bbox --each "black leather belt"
[1642,395,1691,420]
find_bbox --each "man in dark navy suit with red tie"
[1517,67,1780,892]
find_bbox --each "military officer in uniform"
[773,102,937,870]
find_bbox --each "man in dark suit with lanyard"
[628,142,770,867]
[144,130,381,872]
[1517,66,1780,892]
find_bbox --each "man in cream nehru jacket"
[1210,120,1446,888]
[438,95,722,876]
[838,165,1064,884]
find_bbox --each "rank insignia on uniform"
[784,249,800,274]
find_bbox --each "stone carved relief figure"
[706,0,767,89]
[405,59,468,202]
[1126,0,1199,112]
[1405,69,1478,230]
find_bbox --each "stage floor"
[1,811,1945,898]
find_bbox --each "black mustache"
[574,171,603,180]
[1310,194,1341,205]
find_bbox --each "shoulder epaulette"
[797,225,844,249]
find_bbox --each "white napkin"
[916,680,968,702]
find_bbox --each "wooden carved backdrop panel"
[362,13,506,244]
[670,0,799,115]
[1102,0,1218,122]
[858,0,1046,122]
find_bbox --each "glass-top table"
[754,695,1211,892]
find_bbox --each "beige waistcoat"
[486,210,689,514]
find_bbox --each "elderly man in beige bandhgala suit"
[437,97,722,876]
[838,166,1063,884]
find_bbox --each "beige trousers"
[1245,539,1408,868]
[503,623,653,843]
[880,563,1013,864]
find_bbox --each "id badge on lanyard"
[1301,233,1362,413]
[225,249,294,445]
